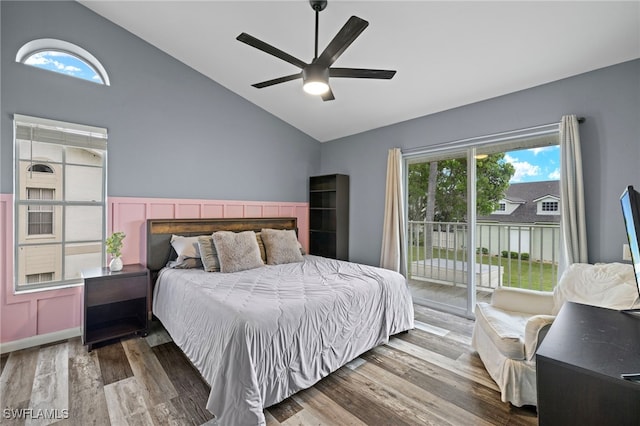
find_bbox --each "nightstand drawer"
[86,275,147,306]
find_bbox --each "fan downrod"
[309,0,327,12]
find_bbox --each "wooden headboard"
[146,217,298,278]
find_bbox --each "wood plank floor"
[0,305,537,425]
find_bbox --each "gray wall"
[1,1,320,202]
[320,59,640,266]
[3,2,638,266]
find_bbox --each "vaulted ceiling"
[80,1,640,142]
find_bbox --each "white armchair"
[472,262,640,407]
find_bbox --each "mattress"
[152,255,414,425]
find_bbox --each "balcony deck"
[408,278,493,311]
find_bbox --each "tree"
[408,153,515,222]
[407,162,429,221]
[424,161,438,251]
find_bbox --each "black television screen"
[620,185,640,299]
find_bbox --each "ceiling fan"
[236,0,396,101]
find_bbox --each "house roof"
[503,196,526,204]
[533,194,560,203]
[479,180,560,224]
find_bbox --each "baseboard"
[0,327,81,354]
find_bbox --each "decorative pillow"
[260,228,304,265]
[198,235,220,272]
[255,232,267,263]
[212,231,264,273]
[168,234,202,269]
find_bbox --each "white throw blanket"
[552,262,640,314]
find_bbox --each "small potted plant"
[106,231,126,271]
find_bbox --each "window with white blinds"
[14,114,108,292]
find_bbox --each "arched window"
[28,164,54,173]
[16,38,110,86]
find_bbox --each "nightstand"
[82,263,150,351]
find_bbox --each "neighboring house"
[479,181,560,224]
[16,147,106,288]
[477,181,560,262]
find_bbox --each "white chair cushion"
[491,286,554,315]
[475,302,533,360]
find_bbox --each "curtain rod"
[403,116,585,156]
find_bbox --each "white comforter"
[152,255,414,425]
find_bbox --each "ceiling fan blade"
[316,16,368,68]
[237,33,308,69]
[321,87,335,102]
[252,73,302,89]
[330,68,396,79]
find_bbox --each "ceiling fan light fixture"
[303,80,329,95]
[237,0,395,101]
[302,65,330,95]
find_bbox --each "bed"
[147,217,414,426]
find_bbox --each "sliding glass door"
[407,150,472,314]
[405,129,561,317]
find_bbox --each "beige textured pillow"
[260,228,304,265]
[198,235,220,272]
[212,231,264,273]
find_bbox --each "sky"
[24,51,103,84]
[504,145,560,183]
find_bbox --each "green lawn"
[409,246,558,292]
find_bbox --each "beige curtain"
[380,148,406,274]
[559,114,588,274]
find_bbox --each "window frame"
[26,187,55,236]
[16,38,110,86]
[14,114,108,293]
[537,197,561,215]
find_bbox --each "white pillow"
[167,235,202,269]
[170,234,200,262]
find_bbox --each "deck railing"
[408,220,560,292]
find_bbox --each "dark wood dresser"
[536,302,640,425]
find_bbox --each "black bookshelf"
[309,174,349,260]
